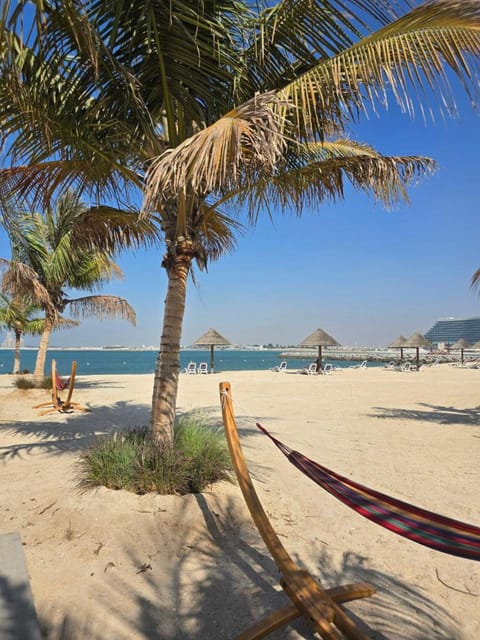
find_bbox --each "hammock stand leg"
[220,382,375,640]
[33,360,89,415]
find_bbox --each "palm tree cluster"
[0,0,479,443]
[1,191,141,377]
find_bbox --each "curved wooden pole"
[219,382,375,640]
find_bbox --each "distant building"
[425,317,480,345]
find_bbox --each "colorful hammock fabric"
[257,423,480,562]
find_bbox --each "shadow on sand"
[370,403,480,427]
[33,493,463,640]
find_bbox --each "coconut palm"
[0,1,479,443]
[0,293,79,373]
[0,294,43,373]
[1,191,140,377]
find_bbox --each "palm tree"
[0,293,79,373]
[0,1,479,443]
[0,294,44,373]
[1,191,139,377]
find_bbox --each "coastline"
[0,367,479,639]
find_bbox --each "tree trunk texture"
[150,250,192,447]
[13,331,21,374]
[34,315,53,379]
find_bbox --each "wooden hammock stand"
[219,381,375,640]
[33,359,88,415]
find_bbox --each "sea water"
[0,349,379,376]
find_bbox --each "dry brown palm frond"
[143,92,290,209]
[66,295,136,325]
[1,261,53,310]
[234,154,437,220]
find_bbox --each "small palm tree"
[1,0,479,444]
[0,293,79,373]
[0,294,43,373]
[1,192,139,377]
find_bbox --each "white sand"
[0,365,479,639]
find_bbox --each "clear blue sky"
[1,97,479,349]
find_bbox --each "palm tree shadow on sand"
[369,403,480,427]
[35,493,463,640]
[0,400,152,461]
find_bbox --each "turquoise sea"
[0,349,377,376]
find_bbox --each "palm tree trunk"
[150,248,192,447]
[34,314,53,379]
[13,330,22,374]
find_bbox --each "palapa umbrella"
[451,338,471,366]
[404,332,433,370]
[388,335,407,362]
[193,328,231,373]
[299,328,340,372]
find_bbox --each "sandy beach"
[0,365,479,639]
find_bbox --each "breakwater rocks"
[278,348,464,365]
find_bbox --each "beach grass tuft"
[14,375,53,389]
[78,412,233,495]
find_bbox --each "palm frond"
[1,260,53,309]
[231,0,412,98]
[218,143,437,220]
[471,268,480,290]
[66,295,136,325]
[143,92,289,207]
[278,0,480,137]
[71,206,163,252]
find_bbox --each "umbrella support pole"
[220,382,376,640]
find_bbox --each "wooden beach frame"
[33,359,88,415]
[219,381,375,640]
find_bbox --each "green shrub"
[39,376,53,389]
[78,413,233,495]
[14,375,53,389]
[14,376,36,389]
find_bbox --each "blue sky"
[1,97,479,349]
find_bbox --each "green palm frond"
[232,0,410,98]
[278,0,480,137]
[66,295,136,325]
[71,206,163,252]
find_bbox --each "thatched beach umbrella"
[388,335,407,362]
[451,338,471,366]
[193,328,231,373]
[299,328,340,372]
[404,332,433,370]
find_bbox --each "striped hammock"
[257,423,480,562]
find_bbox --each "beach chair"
[198,362,208,374]
[269,361,287,372]
[219,382,376,640]
[322,363,334,375]
[349,360,367,369]
[299,362,317,375]
[33,360,89,415]
[184,362,197,374]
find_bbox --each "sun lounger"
[184,362,197,374]
[198,362,208,374]
[298,362,318,375]
[349,360,367,369]
[269,361,287,372]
